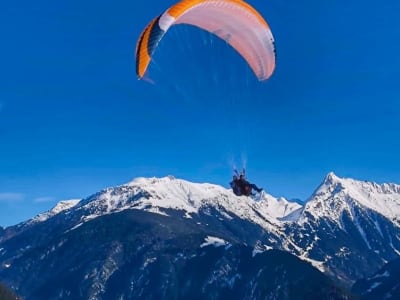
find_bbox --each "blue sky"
[1,0,399,227]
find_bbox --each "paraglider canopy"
[135,0,276,81]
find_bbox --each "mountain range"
[1,172,399,299]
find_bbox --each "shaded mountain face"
[0,173,399,298]
[0,210,354,300]
[352,257,400,300]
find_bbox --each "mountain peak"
[127,175,177,186]
[323,172,341,185]
[303,173,400,226]
[29,199,81,224]
[325,172,339,182]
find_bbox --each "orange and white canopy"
[136,0,276,81]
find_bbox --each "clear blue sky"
[1,0,399,227]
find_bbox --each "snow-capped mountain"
[298,172,400,226]
[283,172,400,284]
[0,172,399,299]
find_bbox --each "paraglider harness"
[230,169,263,197]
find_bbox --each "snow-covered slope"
[73,176,302,233]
